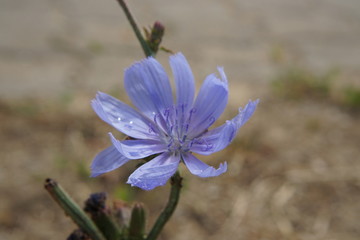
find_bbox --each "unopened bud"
[84,192,122,240]
[129,203,146,239]
[84,192,107,216]
[67,229,90,240]
[145,21,165,54]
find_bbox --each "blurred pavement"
[1,0,360,99]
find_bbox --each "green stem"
[146,172,182,240]
[44,179,106,240]
[115,0,154,57]
[114,3,179,239]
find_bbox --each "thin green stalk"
[44,179,106,240]
[146,172,182,240]
[114,3,179,239]
[115,0,154,57]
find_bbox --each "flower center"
[167,135,191,153]
[155,104,197,154]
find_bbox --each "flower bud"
[129,203,146,240]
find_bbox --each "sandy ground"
[0,0,360,240]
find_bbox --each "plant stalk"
[44,178,106,240]
[115,0,154,57]
[146,172,182,240]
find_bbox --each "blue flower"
[91,53,259,190]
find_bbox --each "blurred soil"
[1,0,360,240]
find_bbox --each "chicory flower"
[91,53,258,190]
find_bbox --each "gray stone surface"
[1,0,360,99]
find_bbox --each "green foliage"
[272,67,336,100]
[272,66,360,114]
[7,101,41,117]
[341,86,360,110]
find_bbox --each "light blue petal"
[190,121,236,155]
[127,152,180,190]
[188,67,228,138]
[232,99,260,129]
[109,132,166,159]
[182,153,227,177]
[190,99,259,155]
[90,145,131,177]
[170,53,195,112]
[92,92,160,140]
[124,57,174,122]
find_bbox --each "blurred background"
[1,0,360,239]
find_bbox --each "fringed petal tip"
[216,66,228,84]
[242,99,260,111]
[95,91,104,97]
[124,55,158,74]
[126,53,184,73]
[234,99,260,128]
[169,52,184,60]
[91,91,106,103]
[183,153,228,178]
[195,161,228,178]
[90,98,100,111]
[211,72,228,90]
[188,72,229,137]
